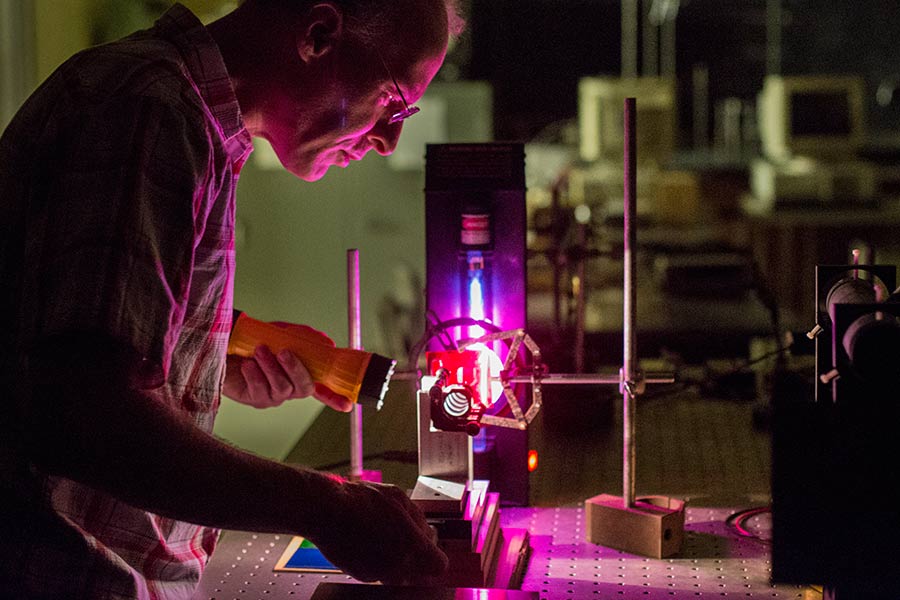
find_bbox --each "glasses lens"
[388,105,421,124]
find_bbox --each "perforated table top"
[193,504,810,600]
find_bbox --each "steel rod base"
[585,493,685,559]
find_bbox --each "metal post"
[642,0,659,77]
[766,0,782,75]
[660,11,677,78]
[692,63,710,149]
[622,98,638,508]
[621,0,639,78]
[347,249,363,480]
[574,222,587,373]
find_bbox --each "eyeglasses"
[379,53,420,124]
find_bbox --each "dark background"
[443,0,900,145]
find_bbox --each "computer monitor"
[758,75,866,161]
[578,76,677,165]
[388,80,494,171]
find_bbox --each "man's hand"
[224,323,352,412]
[307,479,448,585]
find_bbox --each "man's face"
[266,44,447,182]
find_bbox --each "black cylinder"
[826,277,876,320]
[843,313,900,387]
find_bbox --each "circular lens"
[442,388,471,418]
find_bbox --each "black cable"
[750,257,782,344]
[425,309,456,351]
[405,316,528,391]
[725,506,771,542]
[406,314,504,374]
[729,343,794,372]
[639,343,794,402]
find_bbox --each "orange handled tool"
[228,312,395,407]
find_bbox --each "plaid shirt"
[0,4,252,598]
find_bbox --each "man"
[0,0,462,597]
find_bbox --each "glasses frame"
[379,53,420,124]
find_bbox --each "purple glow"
[467,267,486,339]
[469,273,484,319]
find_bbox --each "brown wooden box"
[584,494,685,558]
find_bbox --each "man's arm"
[25,333,330,534]
[23,333,446,584]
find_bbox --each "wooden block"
[411,476,467,516]
[411,478,489,519]
[584,494,685,558]
[464,480,490,522]
[429,516,472,540]
[416,480,531,590]
[474,493,500,557]
[435,547,485,587]
[488,528,531,590]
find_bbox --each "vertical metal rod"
[551,182,563,331]
[766,0,782,75]
[622,98,638,508]
[692,63,710,149]
[642,0,659,77]
[621,0,639,78]
[347,249,363,480]
[660,13,677,77]
[574,222,587,373]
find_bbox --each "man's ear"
[297,3,343,63]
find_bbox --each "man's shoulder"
[60,34,204,114]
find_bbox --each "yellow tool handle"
[227,313,371,403]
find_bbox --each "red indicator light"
[527,449,538,472]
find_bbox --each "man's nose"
[367,119,402,156]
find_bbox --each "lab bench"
[193,504,812,600]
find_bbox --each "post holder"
[582,98,683,559]
[585,494,685,559]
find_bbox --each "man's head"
[215,0,463,181]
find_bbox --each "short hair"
[343,0,465,42]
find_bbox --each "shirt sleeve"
[23,94,215,388]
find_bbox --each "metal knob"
[819,368,841,385]
[806,324,824,340]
